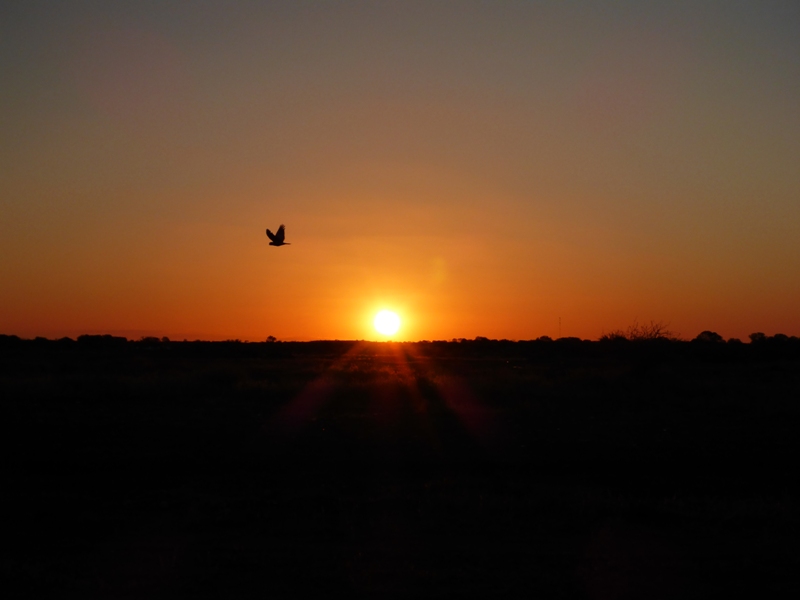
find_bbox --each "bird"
[266,224,290,246]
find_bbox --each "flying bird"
[266,224,290,246]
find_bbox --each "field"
[2,336,799,598]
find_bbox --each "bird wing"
[275,225,286,243]
[266,228,277,242]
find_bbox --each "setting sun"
[374,310,401,336]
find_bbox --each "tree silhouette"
[693,331,724,343]
[600,320,677,342]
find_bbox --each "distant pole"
[559,317,561,339]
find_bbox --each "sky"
[1,1,799,341]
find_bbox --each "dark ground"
[1,335,799,598]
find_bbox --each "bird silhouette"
[266,224,290,246]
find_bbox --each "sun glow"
[374,310,401,336]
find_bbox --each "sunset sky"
[2,1,799,341]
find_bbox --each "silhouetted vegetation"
[693,330,724,343]
[599,319,677,342]
[1,333,799,597]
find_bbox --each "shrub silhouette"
[77,334,127,347]
[600,320,677,342]
[693,331,724,343]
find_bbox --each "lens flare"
[374,310,401,336]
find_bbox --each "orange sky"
[2,2,799,341]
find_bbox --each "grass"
[1,337,799,598]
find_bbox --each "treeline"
[1,331,797,346]
[1,331,799,361]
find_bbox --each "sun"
[374,310,401,336]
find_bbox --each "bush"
[693,331,724,343]
[600,320,677,342]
